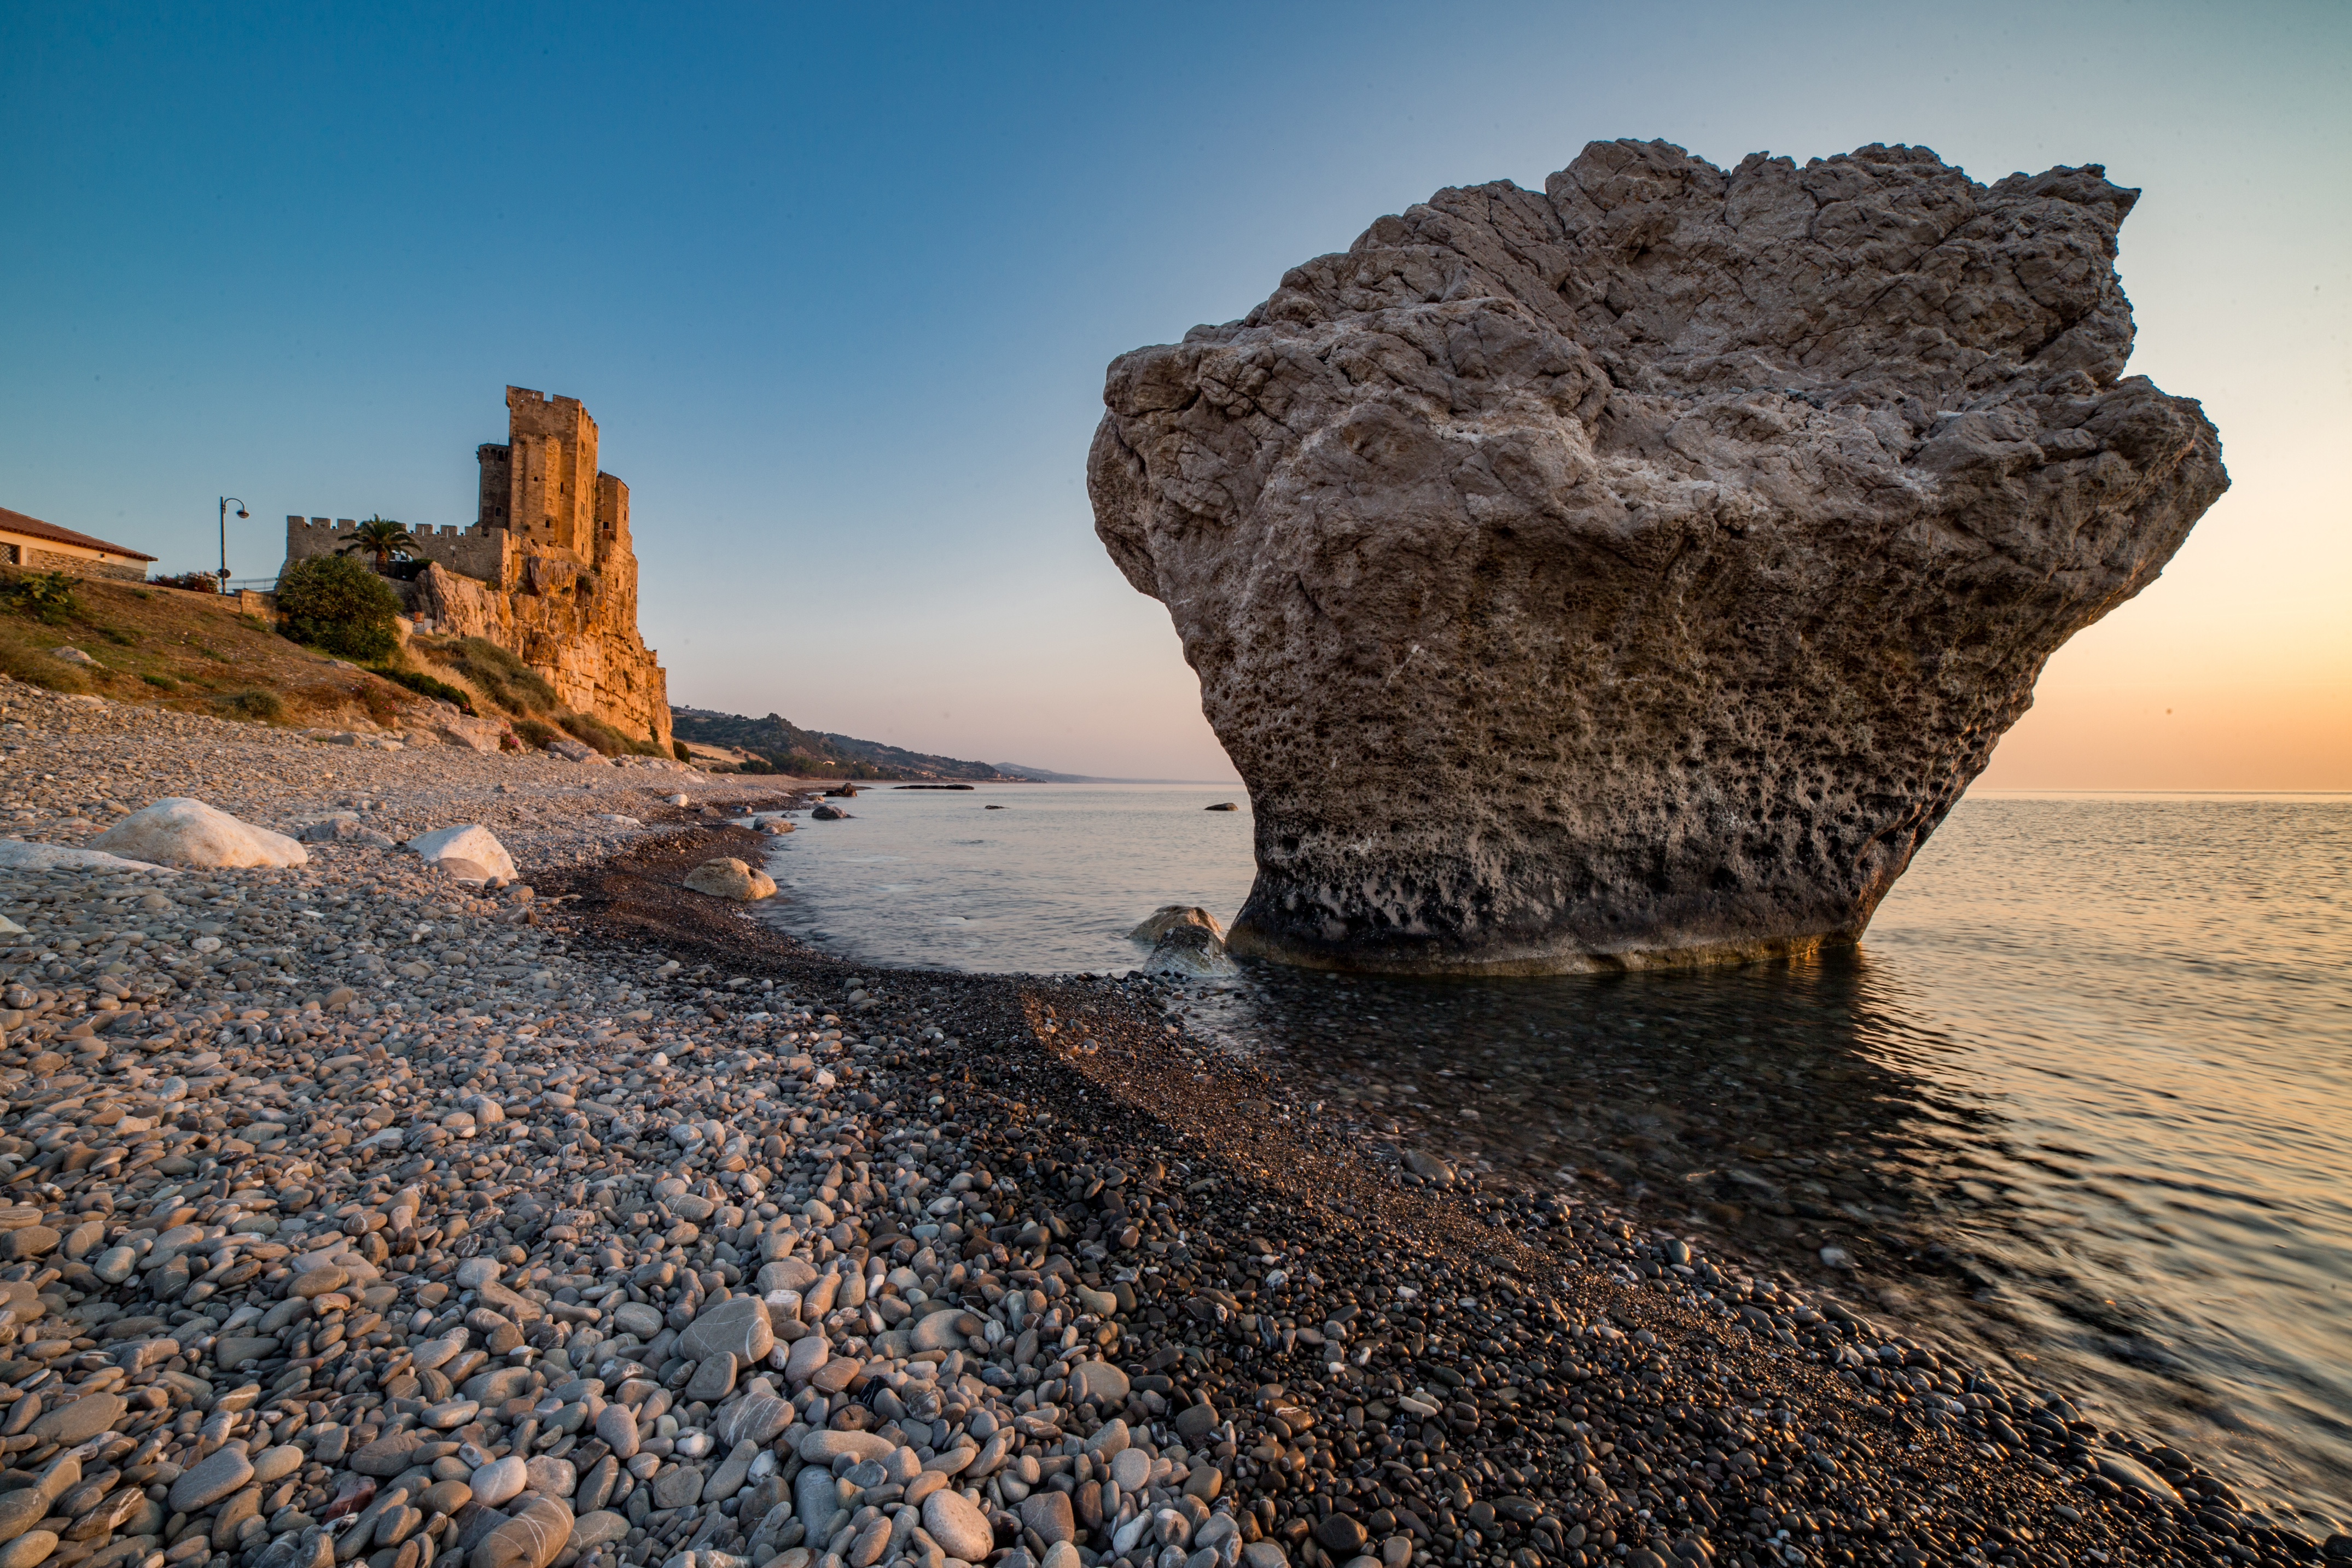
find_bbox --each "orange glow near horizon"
[1971,364,2350,793]
[1978,675,2352,793]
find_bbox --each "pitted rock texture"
[1090,139,2226,974]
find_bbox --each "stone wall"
[13,546,148,582]
[284,517,513,583]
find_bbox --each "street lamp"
[217,497,248,592]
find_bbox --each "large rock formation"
[1090,140,2226,975]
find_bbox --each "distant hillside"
[994,763,1243,785]
[993,763,1093,783]
[671,707,1038,782]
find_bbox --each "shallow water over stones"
[1178,796,2352,1531]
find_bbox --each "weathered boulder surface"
[682,857,777,902]
[1144,923,1239,978]
[1129,905,1226,944]
[1090,139,2227,974]
[91,799,306,869]
[406,824,517,882]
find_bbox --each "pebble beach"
[0,676,2331,1568]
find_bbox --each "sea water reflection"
[1180,799,2352,1532]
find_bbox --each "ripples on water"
[759,788,2352,1530]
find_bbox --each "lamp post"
[217,497,248,592]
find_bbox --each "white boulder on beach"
[0,840,171,873]
[89,797,307,868]
[405,823,517,881]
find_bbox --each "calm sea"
[755,786,2352,1532]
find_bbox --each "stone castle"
[284,386,671,749]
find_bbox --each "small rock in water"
[1400,1149,1454,1185]
[1130,905,1226,944]
[2096,1452,2182,1503]
[1145,923,1237,977]
[682,858,778,901]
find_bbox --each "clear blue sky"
[4,1,2345,783]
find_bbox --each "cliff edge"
[420,556,668,752]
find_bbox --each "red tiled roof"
[0,506,158,563]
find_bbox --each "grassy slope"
[0,575,425,729]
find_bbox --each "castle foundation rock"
[418,560,668,751]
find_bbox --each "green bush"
[672,740,692,763]
[141,673,178,690]
[2,572,84,626]
[513,716,558,750]
[277,556,401,660]
[376,666,475,714]
[218,689,287,722]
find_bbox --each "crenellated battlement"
[283,515,513,583]
[286,517,491,543]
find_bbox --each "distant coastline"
[672,702,1240,786]
[992,765,1244,785]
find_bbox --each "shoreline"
[0,681,2325,1568]
[558,848,2314,1565]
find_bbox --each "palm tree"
[339,516,419,569]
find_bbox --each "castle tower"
[595,471,634,618]
[476,386,630,569]
[284,383,666,750]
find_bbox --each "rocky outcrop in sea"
[1088,139,2227,974]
